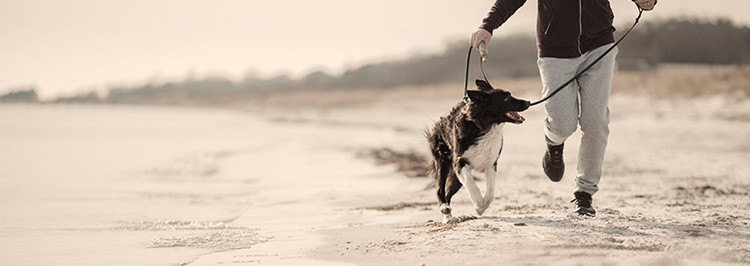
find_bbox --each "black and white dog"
[426,79,530,223]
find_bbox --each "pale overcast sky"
[1,0,748,99]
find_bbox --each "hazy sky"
[2,0,749,99]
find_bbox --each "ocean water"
[0,104,424,265]
[0,105,288,265]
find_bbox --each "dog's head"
[466,79,530,126]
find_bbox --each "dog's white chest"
[462,124,504,171]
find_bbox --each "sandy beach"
[1,67,749,265]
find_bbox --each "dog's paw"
[440,204,452,215]
[475,206,487,216]
[472,202,487,216]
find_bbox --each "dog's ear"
[467,90,487,103]
[475,79,493,92]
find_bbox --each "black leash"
[462,45,490,103]
[463,3,644,106]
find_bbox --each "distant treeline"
[0,88,38,103]
[2,17,748,104]
[618,17,750,66]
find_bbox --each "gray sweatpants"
[537,44,618,196]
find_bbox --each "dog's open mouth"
[506,112,526,124]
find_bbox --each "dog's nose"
[522,100,531,110]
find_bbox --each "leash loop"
[463,46,472,103]
[463,45,491,104]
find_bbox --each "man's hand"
[633,0,656,10]
[470,28,492,60]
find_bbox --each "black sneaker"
[571,191,596,217]
[543,143,564,182]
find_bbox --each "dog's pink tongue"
[511,112,526,122]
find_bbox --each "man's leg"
[537,56,584,182]
[574,45,618,196]
[537,57,582,146]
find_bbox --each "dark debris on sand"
[366,148,429,178]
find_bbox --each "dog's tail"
[423,125,439,190]
[423,124,434,141]
[424,160,439,190]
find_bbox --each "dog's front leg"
[457,163,485,214]
[478,166,497,216]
